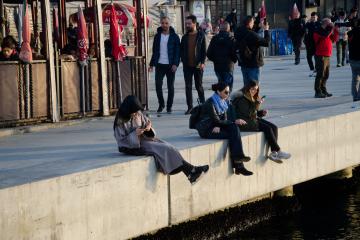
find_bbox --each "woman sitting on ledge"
[231,80,291,163]
[114,95,209,184]
[195,82,253,176]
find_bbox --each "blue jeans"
[241,67,260,86]
[215,71,234,91]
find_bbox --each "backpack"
[189,104,203,129]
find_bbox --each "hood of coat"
[157,26,176,34]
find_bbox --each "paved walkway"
[0,51,355,189]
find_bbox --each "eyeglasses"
[224,91,230,95]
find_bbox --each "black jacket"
[196,98,233,137]
[304,21,320,49]
[150,26,181,67]
[288,18,306,40]
[348,27,360,61]
[180,31,207,67]
[235,26,270,68]
[207,31,237,72]
[0,52,19,61]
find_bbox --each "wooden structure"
[0,0,149,128]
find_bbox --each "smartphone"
[261,95,267,99]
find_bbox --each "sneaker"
[268,151,283,164]
[166,107,172,114]
[314,92,326,98]
[323,92,333,97]
[188,165,209,184]
[157,105,164,113]
[185,108,193,115]
[277,151,291,159]
[235,166,253,176]
[337,64,342,67]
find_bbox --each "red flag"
[110,4,127,61]
[259,0,266,22]
[53,8,59,45]
[19,2,32,63]
[291,3,300,19]
[77,6,88,63]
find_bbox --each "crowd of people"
[125,7,360,185]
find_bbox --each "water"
[231,180,360,240]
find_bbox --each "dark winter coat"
[288,18,306,41]
[180,30,207,67]
[234,26,270,68]
[195,98,233,137]
[231,91,265,131]
[348,27,360,61]
[304,21,320,50]
[0,51,19,61]
[150,26,181,67]
[207,31,237,72]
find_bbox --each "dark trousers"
[155,64,175,109]
[292,38,302,63]
[314,56,330,94]
[201,123,246,167]
[183,66,205,109]
[306,46,315,71]
[258,119,280,152]
[336,40,347,65]
[215,71,234,91]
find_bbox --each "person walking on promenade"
[114,95,209,184]
[226,8,238,32]
[304,12,320,76]
[231,80,291,163]
[313,18,339,98]
[288,12,306,65]
[195,82,253,176]
[335,11,351,67]
[348,19,360,102]
[207,22,237,91]
[180,15,207,115]
[235,16,270,85]
[149,16,180,113]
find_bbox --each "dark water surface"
[231,180,360,240]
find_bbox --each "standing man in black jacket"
[180,15,207,114]
[288,12,306,65]
[304,12,320,76]
[235,16,270,86]
[207,22,237,91]
[348,19,360,102]
[149,16,180,113]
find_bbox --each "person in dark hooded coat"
[114,95,208,184]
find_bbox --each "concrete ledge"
[1,104,360,239]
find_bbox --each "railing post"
[94,0,110,116]
[43,0,59,122]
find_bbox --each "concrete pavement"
[0,51,355,190]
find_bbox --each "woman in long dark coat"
[195,82,253,176]
[114,95,209,184]
[231,80,291,163]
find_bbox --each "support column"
[43,0,59,122]
[95,0,109,116]
[274,186,294,197]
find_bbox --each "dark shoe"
[337,64,342,67]
[295,61,300,65]
[324,92,333,97]
[166,107,172,114]
[157,105,164,113]
[185,108,193,115]
[314,92,326,98]
[235,166,253,176]
[234,156,251,163]
[188,165,209,184]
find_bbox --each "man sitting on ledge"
[113,95,209,185]
[0,36,19,61]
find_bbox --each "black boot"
[235,166,253,176]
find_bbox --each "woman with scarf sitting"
[114,95,209,184]
[196,82,253,176]
[231,80,291,163]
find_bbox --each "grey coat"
[114,111,183,174]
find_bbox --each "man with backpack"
[304,12,320,77]
[235,16,270,85]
